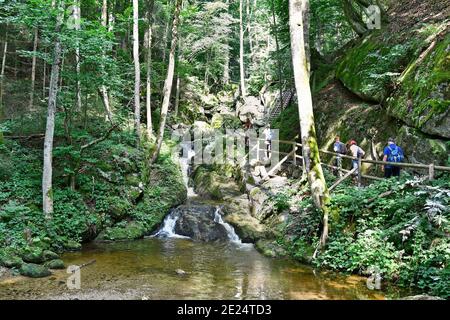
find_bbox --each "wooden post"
[429,163,435,181]
[293,145,297,165]
[357,157,362,187]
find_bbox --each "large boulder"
[236,96,265,125]
[173,205,229,242]
[386,33,450,138]
[0,253,23,269]
[19,263,51,278]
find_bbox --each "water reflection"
[0,238,405,300]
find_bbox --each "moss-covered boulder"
[44,259,65,270]
[386,34,450,138]
[96,221,146,241]
[63,240,82,251]
[42,250,59,261]
[211,114,242,130]
[224,212,270,243]
[255,239,288,258]
[21,248,45,264]
[397,126,449,165]
[19,263,51,278]
[0,253,23,268]
[336,31,414,103]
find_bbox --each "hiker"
[263,124,273,159]
[244,117,253,147]
[383,137,404,178]
[333,135,347,177]
[349,140,365,182]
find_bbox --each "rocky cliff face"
[275,0,449,167]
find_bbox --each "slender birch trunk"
[73,2,82,112]
[29,29,38,112]
[0,33,7,114]
[239,0,247,98]
[133,0,141,144]
[145,0,155,138]
[99,0,113,123]
[151,0,182,163]
[289,0,330,248]
[42,1,64,218]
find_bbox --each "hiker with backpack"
[349,140,365,184]
[333,135,347,177]
[383,137,404,178]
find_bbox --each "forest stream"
[0,234,406,300]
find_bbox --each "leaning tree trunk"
[239,0,247,98]
[289,0,330,247]
[151,0,182,163]
[42,1,64,218]
[99,0,113,123]
[133,0,141,145]
[0,32,7,114]
[145,0,155,138]
[73,1,82,112]
[29,29,38,112]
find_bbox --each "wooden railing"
[259,138,450,186]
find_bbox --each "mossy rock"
[97,221,146,241]
[44,259,65,270]
[255,239,288,258]
[397,126,449,165]
[336,31,415,103]
[0,254,23,269]
[42,250,59,261]
[64,240,82,251]
[21,248,45,264]
[107,196,132,219]
[19,263,51,278]
[124,173,141,187]
[386,34,450,138]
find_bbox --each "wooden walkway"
[242,137,450,190]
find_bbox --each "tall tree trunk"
[246,0,254,60]
[289,0,330,247]
[151,0,182,163]
[270,0,283,114]
[239,0,247,98]
[133,0,141,145]
[174,75,180,116]
[42,1,64,218]
[0,32,7,115]
[29,29,38,112]
[222,0,230,85]
[42,49,46,98]
[99,0,113,123]
[73,1,82,112]
[145,0,155,138]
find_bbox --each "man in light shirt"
[349,140,365,180]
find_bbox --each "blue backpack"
[388,146,404,163]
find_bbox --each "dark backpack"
[388,146,404,163]
[339,142,347,155]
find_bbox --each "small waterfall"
[152,212,190,239]
[213,207,245,245]
[179,142,197,198]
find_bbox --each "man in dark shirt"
[383,137,404,178]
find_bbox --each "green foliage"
[296,176,450,298]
